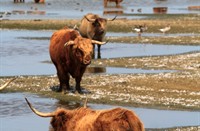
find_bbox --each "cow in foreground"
[49,27,106,94]
[79,13,116,58]
[25,98,145,131]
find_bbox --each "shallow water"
[103,67,175,74]
[0,92,199,130]
[1,29,200,76]
[0,0,199,20]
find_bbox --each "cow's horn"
[0,77,17,91]
[25,98,55,117]
[92,40,108,45]
[106,15,117,21]
[83,96,88,108]
[64,41,75,47]
[84,15,95,22]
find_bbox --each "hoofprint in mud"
[1,52,200,111]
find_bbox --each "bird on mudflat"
[159,24,171,34]
[132,24,147,37]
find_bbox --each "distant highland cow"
[79,13,116,58]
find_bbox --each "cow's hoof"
[50,85,62,92]
[68,89,76,94]
[77,88,91,94]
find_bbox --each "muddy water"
[1,29,200,76]
[0,0,200,20]
[0,93,199,130]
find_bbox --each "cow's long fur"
[49,28,94,94]
[51,107,144,131]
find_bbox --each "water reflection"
[153,7,168,14]
[86,66,175,74]
[0,92,199,130]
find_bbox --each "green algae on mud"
[107,36,200,45]
[0,14,200,33]
[1,71,200,111]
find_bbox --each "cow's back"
[49,28,79,63]
[94,108,144,131]
[75,107,144,131]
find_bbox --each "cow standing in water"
[79,13,116,58]
[49,27,106,94]
[25,98,145,131]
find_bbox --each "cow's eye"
[76,49,83,56]
[93,22,100,27]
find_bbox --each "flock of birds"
[132,24,171,37]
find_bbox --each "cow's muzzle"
[83,55,91,65]
[98,29,105,35]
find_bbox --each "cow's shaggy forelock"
[73,37,93,65]
[51,109,68,131]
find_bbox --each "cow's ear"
[64,41,75,47]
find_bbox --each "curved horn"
[83,96,88,108]
[84,15,95,22]
[106,15,117,21]
[64,41,75,47]
[25,98,55,117]
[0,77,17,91]
[92,40,108,45]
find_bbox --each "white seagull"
[159,24,171,34]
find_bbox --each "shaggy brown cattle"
[0,78,17,91]
[25,98,145,131]
[79,13,116,58]
[49,27,106,94]
[104,0,123,7]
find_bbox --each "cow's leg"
[75,76,91,94]
[92,44,95,59]
[75,78,81,93]
[97,45,101,59]
[56,65,71,93]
